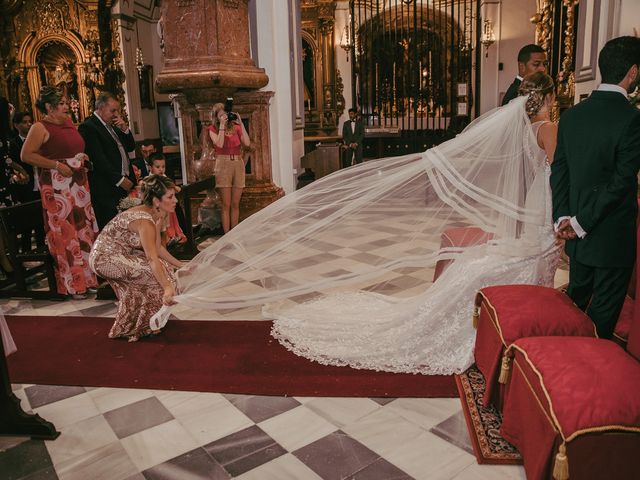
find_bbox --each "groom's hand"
[556,219,577,240]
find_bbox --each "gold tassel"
[552,443,569,480]
[472,306,480,329]
[498,352,512,384]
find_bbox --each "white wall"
[111,1,163,142]
[616,0,640,37]
[480,0,537,113]
[253,0,302,193]
[575,0,640,102]
[335,1,352,131]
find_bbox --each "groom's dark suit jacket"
[501,78,521,106]
[78,114,136,229]
[550,90,640,268]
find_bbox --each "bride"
[153,72,561,375]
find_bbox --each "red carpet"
[6,316,457,397]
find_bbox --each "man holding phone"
[79,92,137,229]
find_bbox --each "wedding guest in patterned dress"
[89,175,182,342]
[21,86,98,298]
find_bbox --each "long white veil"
[153,97,548,326]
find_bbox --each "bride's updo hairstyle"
[518,72,555,117]
[140,174,175,207]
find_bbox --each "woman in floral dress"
[21,86,98,298]
[90,175,182,341]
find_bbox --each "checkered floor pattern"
[1,218,562,479]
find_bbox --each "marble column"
[156,0,283,218]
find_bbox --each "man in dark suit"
[341,108,365,168]
[501,44,547,106]
[8,112,39,204]
[551,36,640,338]
[8,112,44,252]
[78,92,136,229]
[133,141,156,179]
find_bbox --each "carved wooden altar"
[531,0,580,118]
[0,0,126,122]
[301,0,346,136]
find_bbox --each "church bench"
[0,200,64,300]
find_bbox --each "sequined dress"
[89,209,176,341]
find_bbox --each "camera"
[224,97,237,122]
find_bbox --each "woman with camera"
[208,101,250,233]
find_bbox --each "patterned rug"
[455,365,522,465]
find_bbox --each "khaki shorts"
[214,155,245,188]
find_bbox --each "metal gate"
[347,0,480,156]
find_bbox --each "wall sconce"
[481,19,496,57]
[340,14,353,62]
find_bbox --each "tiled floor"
[1,233,566,479]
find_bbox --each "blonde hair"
[211,102,225,129]
[518,72,555,117]
[140,174,175,207]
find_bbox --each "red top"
[208,124,242,155]
[39,118,85,160]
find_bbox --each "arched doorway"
[18,32,92,123]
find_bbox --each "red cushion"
[512,336,640,438]
[628,301,640,361]
[478,285,596,345]
[613,296,634,344]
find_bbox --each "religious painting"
[139,65,155,109]
[157,102,180,145]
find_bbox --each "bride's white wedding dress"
[266,122,560,375]
[152,97,558,375]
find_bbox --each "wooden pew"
[0,200,64,300]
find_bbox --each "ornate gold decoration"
[532,0,579,119]
[38,0,69,36]
[109,17,128,120]
[532,0,553,53]
[557,0,578,100]
[318,18,334,36]
[336,69,345,114]
[1,0,125,122]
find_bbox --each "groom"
[551,36,640,338]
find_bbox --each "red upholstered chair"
[613,296,636,346]
[500,336,640,480]
[613,200,639,346]
[473,285,596,410]
[433,227,494,281]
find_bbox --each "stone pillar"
[156,0,283,217]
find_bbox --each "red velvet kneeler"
[473,285,595,410]
[613,296,635,346]
[501,337,640,480]
[613,203,640,347]
[433,227,493,281]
